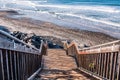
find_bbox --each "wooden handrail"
[68,42,80,54]
[0,30,39,51]
[79,40,120,51]
[65,40,120,54]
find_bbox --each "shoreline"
[0,10,118,46]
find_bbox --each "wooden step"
[44,49,77,70]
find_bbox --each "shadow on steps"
[34,69,98,80]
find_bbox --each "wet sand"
[0,10,117,46]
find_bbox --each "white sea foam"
[55,13,120,27]
[1,0,119,13]
[37,4,120,13]
[0,0,36,9]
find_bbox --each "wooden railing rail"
[0,30,39,51]
[64,41,79,56]
[79,40,120,51]
[0,30,47,80]
[64,40,120,80]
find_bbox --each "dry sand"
[0,10,117,46]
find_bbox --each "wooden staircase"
[44,49,77,70]
[34,49,97,80]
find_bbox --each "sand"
[0,10,117,46]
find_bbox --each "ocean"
[0,0,120,38]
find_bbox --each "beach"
[0,10,117,46]
[0,0,120,39]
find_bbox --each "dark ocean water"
[48,0,120,5]
[0,0,120,38]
